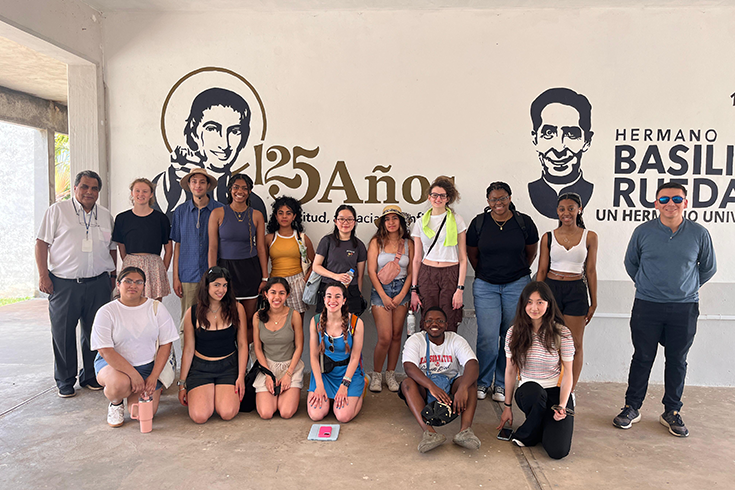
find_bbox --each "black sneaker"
[660,410,689,437]
[58,386,76,398]
[81,379,103,391]
[612,405,641,429]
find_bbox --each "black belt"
[52,272,108,284]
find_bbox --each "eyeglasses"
[121,279,145,286]
[325,334,335,353]
[488,196,510,204]
[424,319,447,326]
[428,192,448,200]
[657,196,685,204]
[335,217,355,223]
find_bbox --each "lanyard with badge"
[72,199,96,253]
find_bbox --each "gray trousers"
[48,273,112,389]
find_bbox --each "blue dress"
[308,316,365,398]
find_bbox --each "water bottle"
[130,394,154,433]
[343,268,355,286]
[406,310,418,336]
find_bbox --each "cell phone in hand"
[497,427,513,441]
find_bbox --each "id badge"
[82,237,93,253]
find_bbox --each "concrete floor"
[1,300,734,489]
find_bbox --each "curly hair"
[509,281,565,371]
[317,283,351,355]
[429,176,460,209]
[266,196,305,235]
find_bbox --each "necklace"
[209,305,221,320]
[491,213,511,230]
[272,311,288,326]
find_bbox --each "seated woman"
[92,266,179,428]
[497,281,575,460]
[178,266,248,424]
[308,283,366,423]
[252,277,305,419]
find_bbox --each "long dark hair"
[556,193,586,229]
[372,212,410,251]
[266,196,305,234]
[226,173,253,205]
[195,266,239,330]
[257,277,291,324]
[317,283,351,354]
[509,281,565,371]
[485,181,519,214]
[330,204,358,248]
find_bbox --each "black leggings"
[514,383,574,460]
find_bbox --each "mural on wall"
[155,67,268,219]
[528,87,594,219]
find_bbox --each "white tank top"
[549,228,589,274]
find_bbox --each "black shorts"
[186,353,238,391]
[219,256,262,300]
[544,278,589,316]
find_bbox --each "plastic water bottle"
[406,310,418,336]
[343,268,355,286]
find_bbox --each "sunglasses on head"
[657,196,685,204]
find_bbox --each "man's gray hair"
[74,170,103,190]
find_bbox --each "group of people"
[35,168,716,459]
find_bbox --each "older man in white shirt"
[35,170,117,398]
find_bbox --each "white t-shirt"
[411,211,467,263]
[91,299,179,367]
[36,198,116,279]
[402,331,477,380]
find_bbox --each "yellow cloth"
[269,233,303,278]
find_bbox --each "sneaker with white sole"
[477,386,488,400]
[107,402,124,427]
[612,405,641,429]
[369,371,383,392]
[385,370,400,392]
[660,410,689,437]
[491,386,505,402]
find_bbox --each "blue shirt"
[624,218,716,303]
[170,198,224,284]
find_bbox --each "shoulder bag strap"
[424,215,447,259]
[424,333,432,376]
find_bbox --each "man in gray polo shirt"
[613,182,716,437]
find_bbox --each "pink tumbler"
[130,395,154,433]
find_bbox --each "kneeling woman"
[178,266,248,423]
[308,283,366,422]
[252,277,305,419]
[497,281,575,460]
[92,267,179,428]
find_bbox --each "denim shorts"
[371,277,409,307]
[94,353,163,391]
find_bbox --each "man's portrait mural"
[155,68,267,219]
[528,87,594,219]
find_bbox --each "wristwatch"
[177,379,187,389]
[456,285,465,290]
[341,378,352,388]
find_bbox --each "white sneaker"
[369,372,383,392]
[107,402,124,427]
[492,386,505,402]
[477,386,489,400]
[385,370,400,392]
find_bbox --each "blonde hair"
[129,178,156,207]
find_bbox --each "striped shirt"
[504,324,574,389]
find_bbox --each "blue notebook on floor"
[308,424,340,441]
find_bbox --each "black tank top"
[192,305,237,357]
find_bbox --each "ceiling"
[0,36,68,104]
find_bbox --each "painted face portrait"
[528,87,595,219]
